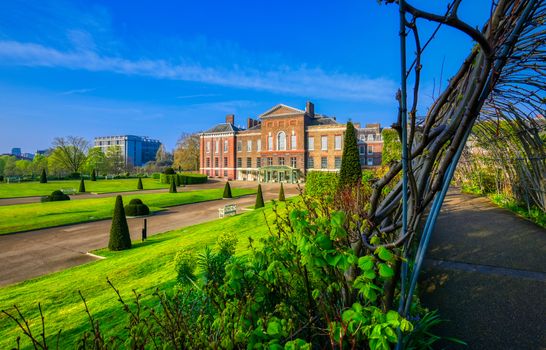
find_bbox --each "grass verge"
[0,178,169,198]
[0,188,255,234]
[0,203,281,349]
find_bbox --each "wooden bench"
[218,204,237,218]
[61,188,77,195]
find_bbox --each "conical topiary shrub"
[175,174,181,187]
[108,195,132,251]
[79,178,86,193]
[255,184,264,209]
[40,169,47,184]
[137,177,143,190]
[279,183,285,201]
[338,121,362,190]
[169,178,177,193]
[223,181,232,198]
[91,169,97,181]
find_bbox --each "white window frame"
[368,145,373,155]
[277,131,287,151]
[224,140,228,152]
[321,136,328,151]
[268,134,273,151]
[247,140,252,152]
[257,139,261,152]
[308,137,314,150]
[291,133,296,150]
[334,135,342,150]
[215,140,219,154]
[237,141,242,152]
[206,141,211,153]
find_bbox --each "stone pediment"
[258,104,305,119]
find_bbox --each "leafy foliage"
[41,190,70,202]
[163,167,176,175]
[169,178,177,193]
[223,181,232,198]
[108,195,131,251]
[381,129,402,166]
[124,198,150,217]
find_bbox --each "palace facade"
[199,102,383,183]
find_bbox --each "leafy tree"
[84,148,107,175]
[169,178,177,193]
[32,155,48,176]
[223,181,232,198]
[91,169,97,181]
[137,177,143,190]
[255,184,264,208]
[173,133,200,171]
[105,146,125,175]
[164,167,176,175]
[51,136,89,173]
[78,178,86,193]
[155,144,170,162]
[1,156,17,177]
[15,160,31,176]
[40,169,47,183]
[338,121,361,189]
[278,183,285,201]
[108,195,132,251]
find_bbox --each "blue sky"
[0,0,491,153]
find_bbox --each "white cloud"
[59,88,95,95]
[0,40,397,102]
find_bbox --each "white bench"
[61,188,77,195]
[218,204,237,218]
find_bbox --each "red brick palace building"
[199,102,383,183]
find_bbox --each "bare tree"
[173,133,200,171]
[51,136,89,174]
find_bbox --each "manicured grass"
[0,178,169,198]
[0,203,282,349]
[0,188,255,234]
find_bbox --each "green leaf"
[267,320,281,336]
[358,255,375,271]
[400,318,413,332]
[362,269,376,280]
[378,263,394,278]
[376,246,394,262]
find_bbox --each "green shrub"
[174,251,197,285]
[305,171,339,198]
[151,173,161,180]
[223,181,232,198]
[137,177,143,190]
[67,172,81,180]
[255,184,264,208]
[175,174,181,186]
[78,178,86,193]
[338,121,362,189]
[169,179,177,193]
[40,169,47,184]
[278,183,285,201]
[160,173,208,184]
[41,190,70,202]
[108,195,131,251]
[124,198,150,217]
[164,167,176,175]
[91,169,97,181]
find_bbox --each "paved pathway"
[420,190,546,349]
[0,182,301,287]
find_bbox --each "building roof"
[258,104,305,119]
[203,123,242,134]
[307,114,340,126]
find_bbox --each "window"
[223,157,228,167]
[206,158,210,167]
[290,157,297,168]
[224,140,228,152]
[214,158,219,168]
[291,133,296,150]
[308,137,314,150]
[237,158,242,168]
[321,136,328,150]
[367,158,373,166]
[307,157,314,169]
[206,141,211,153]
[215,141,219,153]
[237,141,242,152]
[223,170,228,177]
[321,157,328,169]
[247,140,252,152]
[368,134,374,141]
[278,157,285,166]
[206,170,210,176]
[335,157,341,169]
[277,131,286,151]
[268,134,273,150]
[257,157,261,167]
[247,157,252,168]
[368,146,373,155]
[359,145,365,154]
[267,157,273,166]
[335,135,342,150]
[215,170,219,176]
[257,139,261,152]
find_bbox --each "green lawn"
[0,188,255,234]
[0,178,170,198]
[0,203,281,349]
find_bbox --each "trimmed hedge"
[78,178,86,193]
[169,179,177,193]
[40,169,47,184]
[279,183,285,201]
[137,177,143,190]
[223,181,232,198]
[160,173,208,185]
[151,173,161,180]
[164,167,176,175]
[41,190,70,202]
[305,171,339,198]
[255,184,264,209]
[108,195,132,251]
[124,198,150,217]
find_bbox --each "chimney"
[225,114,235,124]
[305,101,315,117]
[247,117,255,129]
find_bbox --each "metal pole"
[142,218,147,241]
